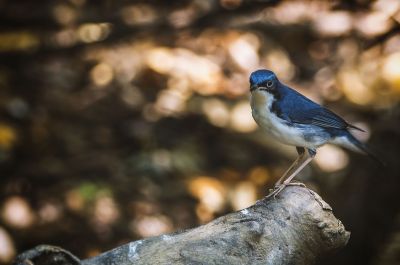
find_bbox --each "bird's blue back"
[277,84,320,116]
[275,83,350,132]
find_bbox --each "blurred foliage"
[0,0,400,265]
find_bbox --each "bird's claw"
[266,182,308,200]
[265,184,286,200]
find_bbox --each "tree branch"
[13,186,350,265]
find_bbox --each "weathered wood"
[14,186,350,265]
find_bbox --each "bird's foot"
[277,181,306,189]
[266,182,307,200]
[265,184,285,200]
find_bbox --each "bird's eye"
[266,81,273,88]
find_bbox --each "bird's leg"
[274,147,306,187]
[283,149,327,208]
[282,157,313,185]
[266,148,316,199]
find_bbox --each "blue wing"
[289,107,349,129]
[277,85,362,131]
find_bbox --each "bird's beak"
[250,84,257,92]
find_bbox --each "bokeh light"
[313,11,352,37]
[382,52,400,92]
[121,4,158,26]
[78,23,112,43]
[247,166,271,186]
[355,11,393,37]
[188,176,226,214]
[228,33,260,71]
[338,69,375,106]
[93,195,120,226]
[229,101,257,133]
[202,98,230,128]
[0,32,39,52]
[90,63,114,87]
[314,144,349,172]
[130,215,173,238]
[0,227,15,264]
[1,197,35,229]
[0,124,17,150]
[38,202,63,223]
[263,49,295,81]
[230,181,257,211]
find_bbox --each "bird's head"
[249,69,279,94]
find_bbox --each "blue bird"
[249,69,378,197]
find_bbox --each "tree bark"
[13,186,350,265]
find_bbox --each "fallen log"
[14,185,350,265]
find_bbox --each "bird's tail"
[334,132,385,166]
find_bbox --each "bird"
[249,69,379,198]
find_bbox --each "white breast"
[250,91,318,148]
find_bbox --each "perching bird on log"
[249,69,380,198]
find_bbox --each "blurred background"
[0,0,400,264]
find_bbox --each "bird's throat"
[251,91,274,115]
[251,91,270,109]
